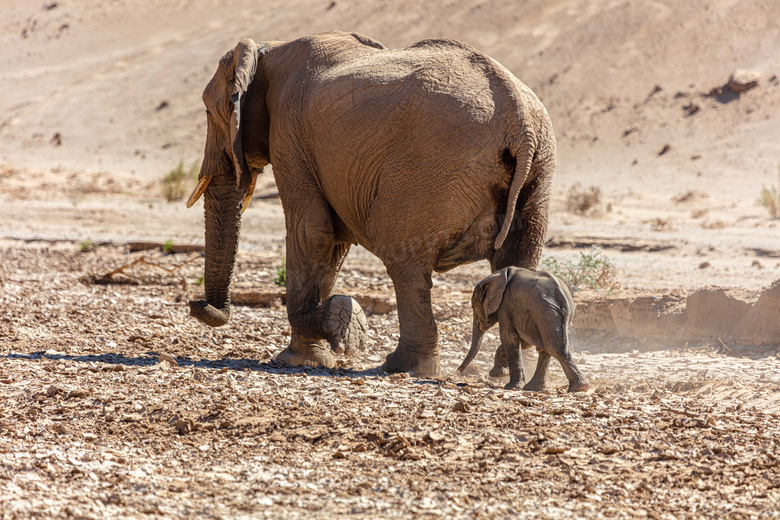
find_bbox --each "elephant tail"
[494,136,535,250]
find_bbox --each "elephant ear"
[229,38,259,190]
[479,269,509,318]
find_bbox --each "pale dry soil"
[2,0,780,517]
[2,243,780,519]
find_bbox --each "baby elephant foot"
[567,379,590,393]
[318,295,368,357]
[523,380,547,392]
[489,366,509,378]
[490,347,509,377]
[504,380,523,390]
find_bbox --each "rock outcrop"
[572,279,780,351]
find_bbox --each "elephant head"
[187,38,269,327]
[457,269,508,373]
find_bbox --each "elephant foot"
[489,366,509,378]
[317,295,368,356]
[276,338,336,369]
[382,343,440,377]
[505,380,523,390]
[567,379,590,393]
[523,379,547,392]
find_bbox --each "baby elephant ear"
[481,269,509,317]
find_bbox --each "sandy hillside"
[2,2,780,518]
[1,0,779,187]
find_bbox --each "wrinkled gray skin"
[458,267,589,392]
[186,31,557,376]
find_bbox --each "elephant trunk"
[189,183,243,327]
[457,322,486,373]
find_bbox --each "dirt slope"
[1,0,778,195]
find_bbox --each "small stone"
[727,69,761,93]
[175,418,195,435]
[424,431,446,443]
[158,353,178,366]
[453,400,470,413]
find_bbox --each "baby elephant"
[457,267,589,392]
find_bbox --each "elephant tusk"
[186,176,212,208]
[240,171,258,214]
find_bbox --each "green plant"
[79,238,96,253]
[163,240,174,254]
[759,165,780,219]
[160,160,200,202]
[194,274,205,286]
[273,260,286,287]
[540,247,618,294]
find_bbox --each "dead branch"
[94,255,200,285]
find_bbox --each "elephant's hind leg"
[523,350,551,392]
[540,323,589,393]
[382,267,440,377]
[275,200,368,368]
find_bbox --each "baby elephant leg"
[540,324,588,392]
[550,346,589,393]
[524,349,551,392]
[504,343,526,390]
[490,338,532,377]
[489,345,508,377]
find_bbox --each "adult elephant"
[186,31,557,377]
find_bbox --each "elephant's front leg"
[489,345,509,378]
[490,338,532,377]
[382,269,440,377]
[275,210,368,368]
[500,330,525,390]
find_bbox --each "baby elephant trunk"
[457,322,485,373]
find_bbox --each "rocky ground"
[2,243,780,519]
[2,0,780,517]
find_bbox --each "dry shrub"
[672,190,709,204]
[161,160,200,202]
[701,220,728,230]
[540,247,619,294]
[650,218,674,232]
[759,165,780,218]
[566,183,602,215]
